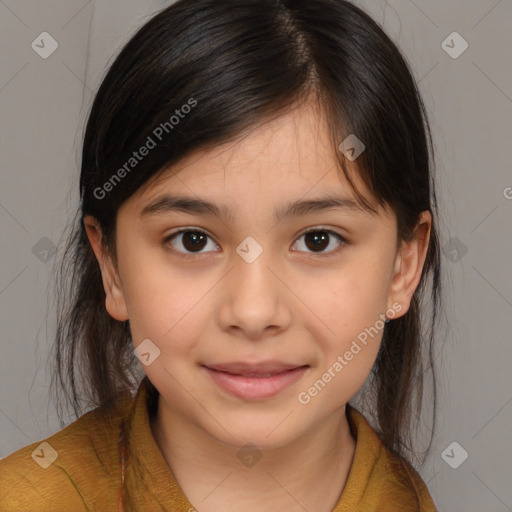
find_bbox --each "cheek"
[299,290,386,413]
[303,257,390,378]
[127,280,207,347]
[308,258,390,333]
[117,243,203,344]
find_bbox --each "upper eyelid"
[166,225,346,237]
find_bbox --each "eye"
[291,227,346,255]
[164,226,347,259]
[164,229,219,259]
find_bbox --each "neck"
[150,398,356,512]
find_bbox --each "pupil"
[183,232,206,252]
[306,231,328,251]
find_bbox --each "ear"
[83,215,129,322]
[387,210,432,318]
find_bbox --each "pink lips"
[202,361,309,400]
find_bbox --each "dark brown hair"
[51,0,443,469]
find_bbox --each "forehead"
[123,101,380,218]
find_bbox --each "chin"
[204,413,304,452]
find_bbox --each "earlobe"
[83,215,129,322]
[387,211,432,317]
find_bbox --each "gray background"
[1,1,511,511]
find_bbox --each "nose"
[217,246,292,341]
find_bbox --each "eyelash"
[163,227,347,260]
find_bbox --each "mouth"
[203,361,308,376]
[202,362,310,400]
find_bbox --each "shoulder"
[343,406,438,512]
[0,397,131,512]
[380,447,437,511]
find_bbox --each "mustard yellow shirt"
[1,377,438,511]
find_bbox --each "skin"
[85,100,431,512]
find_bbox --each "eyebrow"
[139,193,371,223]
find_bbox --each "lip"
[202,362,309,400]
[204,361,306,376]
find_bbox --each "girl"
[1,0,442,510]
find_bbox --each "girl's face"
[86,101,430,449]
